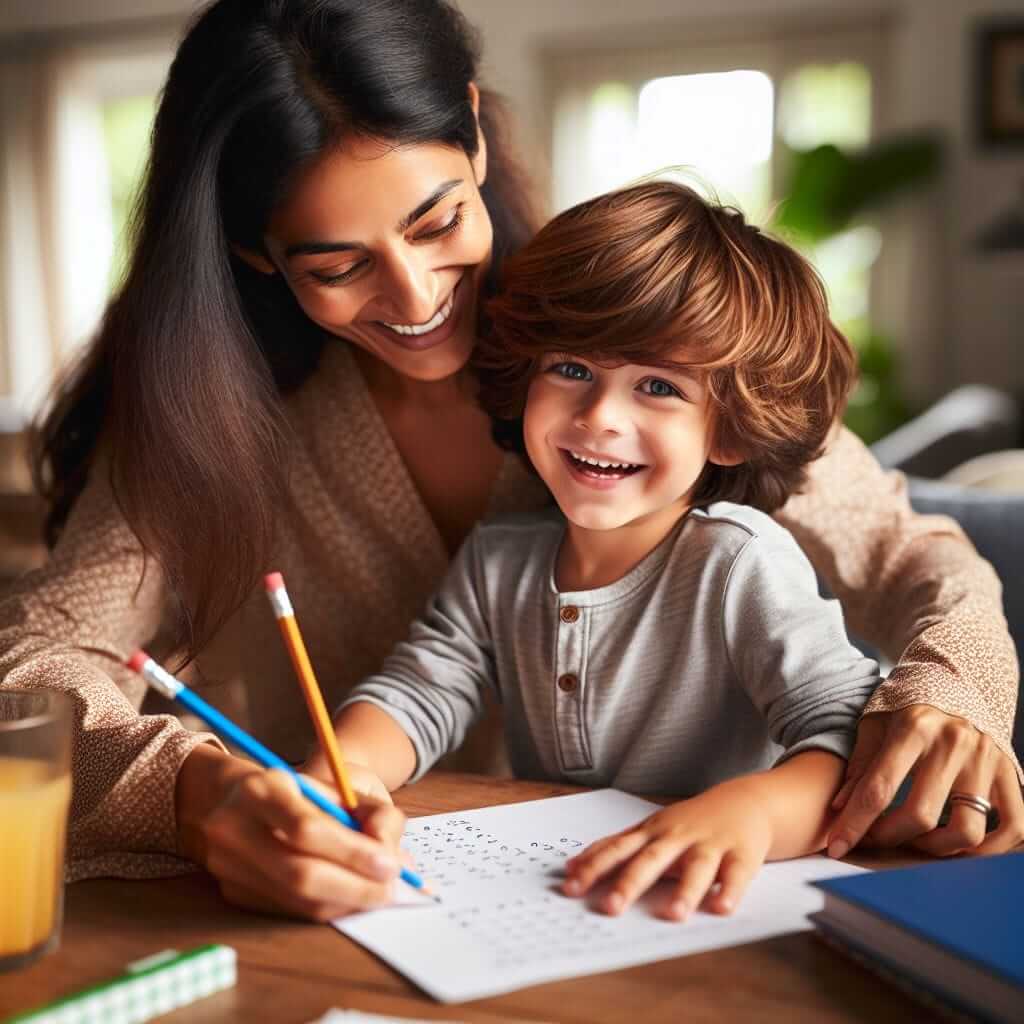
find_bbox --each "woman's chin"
[333,326,476,383]
[386,335,475,382]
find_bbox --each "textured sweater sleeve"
[774,426,1022,781]
[0,469,223,881]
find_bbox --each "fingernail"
[827,838,850,860]
[372,855,399,879]
[668,899,690,920]
[606,892,625,915]
[716,896,733,913]
[563,878,582,897]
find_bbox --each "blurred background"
[0,0,1022,553]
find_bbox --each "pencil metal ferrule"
[267,586,294,620]
[141,658,185,701]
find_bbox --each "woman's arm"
[0,467,218,880]
[0,467,406,921]
[775,425,1023,855]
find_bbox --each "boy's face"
[524,353,734,534]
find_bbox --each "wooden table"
[1,772,937,1023]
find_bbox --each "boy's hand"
[562,782,773,921]
[300,761,394,806]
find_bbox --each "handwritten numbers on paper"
[403,817,585,887]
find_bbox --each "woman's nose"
[377,250,438,326]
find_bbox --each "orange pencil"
[264,571,359,811]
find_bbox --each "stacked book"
[811,852,1024,1024]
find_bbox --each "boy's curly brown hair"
[475,180,857,513]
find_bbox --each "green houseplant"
[772,136,944,443]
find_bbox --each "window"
[103,94,158,291]
[546,22,886,350]
[0,34,172,422]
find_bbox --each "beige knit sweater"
[0,342,1018,881]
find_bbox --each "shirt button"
[559,606,580,624]
[557,673,578,692]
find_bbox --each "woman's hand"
[827,706,1024,859]
[562,783,772,921]
[176,745,406,921]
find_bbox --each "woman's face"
[259,136,493,383]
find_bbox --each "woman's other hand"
[826,706,1024,859]
[176,745,406,921]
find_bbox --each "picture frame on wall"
[976,20,1024,148]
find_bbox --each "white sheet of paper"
[335,789,866,1003]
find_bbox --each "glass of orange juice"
[0,689,72,971]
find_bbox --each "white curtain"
[0,33,174,428]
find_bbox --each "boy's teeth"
[570,450,638,470]
[384,290,455,336]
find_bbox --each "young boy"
[314,181,879,921]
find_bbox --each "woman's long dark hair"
[32,0,540,661]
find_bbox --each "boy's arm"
[307,701,419,792]
[723,523,881,766]
[566,520,874,920]
[714,749,845,859]
[564,749,843,920]
[306,527,496,792]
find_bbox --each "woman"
[4,0,1020,921]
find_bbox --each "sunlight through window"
[637,71,774,222]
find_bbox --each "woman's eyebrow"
[397,178,463,231]
[283,178,465,259]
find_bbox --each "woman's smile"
[369,275,466,352]
[259,137,493,383]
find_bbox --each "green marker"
[6,944,236,1024]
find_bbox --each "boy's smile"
[561,447,647,487]
[524,353,741,585]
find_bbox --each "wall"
[1,0,1021,405]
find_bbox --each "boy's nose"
[574,389,626,434]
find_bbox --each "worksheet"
[334,789,866,1003]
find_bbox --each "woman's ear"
[467,82,488,188]
[232,244,276,276]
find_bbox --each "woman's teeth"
[568,450,643,474]
[383,290,455,336]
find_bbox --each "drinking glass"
[0,689,72,970]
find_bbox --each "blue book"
[811,853,1024,1024]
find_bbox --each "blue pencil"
[126,649,432,899]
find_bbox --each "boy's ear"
[232,244,276,276]
[467,82,488,188]
[709,445,745,468]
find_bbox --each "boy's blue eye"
[550,362,592,381]
[641,378,682,399]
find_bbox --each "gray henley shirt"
[342,502,879,796]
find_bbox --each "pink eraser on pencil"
[126,650,150,674]
[264,572,285,591]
